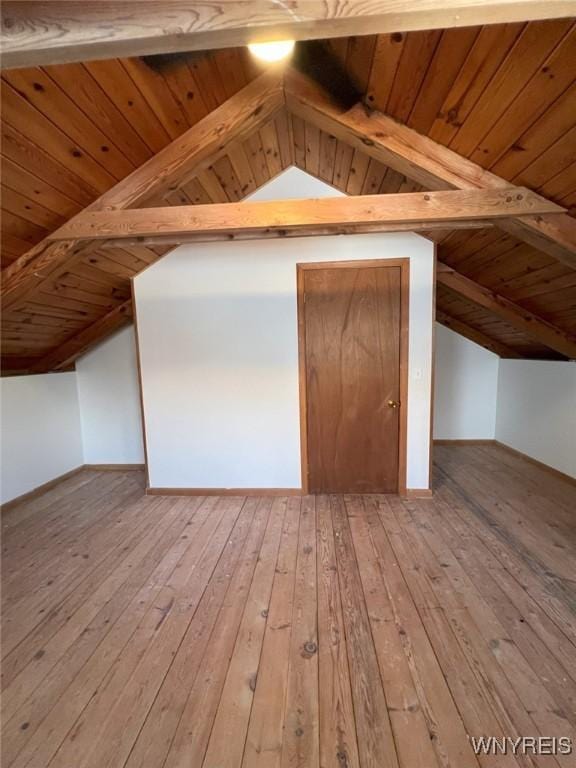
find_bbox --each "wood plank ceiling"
[2,20,576,372]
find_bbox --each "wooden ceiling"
[2,19,576,373]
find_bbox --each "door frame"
[297,258,410,495]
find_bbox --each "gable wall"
[134,170,435,492]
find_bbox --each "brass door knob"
[388,400,399,409]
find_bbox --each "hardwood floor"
[1,444,575,768]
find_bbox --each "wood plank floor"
[1,444,575,768]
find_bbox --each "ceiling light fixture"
[248,39,295,63]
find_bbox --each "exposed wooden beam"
[97,222,491,247]
[1,71,284,310]
[437,264,576,359]
[49,190,562,243]
[30,300,133,374]
[98,221,492,249]
[436,309,522,358]
[2,1,573,69]
[285,69,576,270]
[501,213,576,268]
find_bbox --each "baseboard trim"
[433,439,496,445]
[1,465,84,513]
[494,441,576,487]
[146,487,303,497]
[403,488,433,499]
[85,463,145,471]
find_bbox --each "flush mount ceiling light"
[248,39,295,63]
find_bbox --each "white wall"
[1,327,144,503]
[496,360,576,479]
[433,323,499,440]
[0,372,83,504]
[76,326,145,464]
[134,168,435,491]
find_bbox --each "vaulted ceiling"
[2,20,576,373]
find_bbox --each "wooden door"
[300,263,403,493]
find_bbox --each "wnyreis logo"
[469,736,573,756]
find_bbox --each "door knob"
[387,400,399,409]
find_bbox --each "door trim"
[297,258,410,495]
